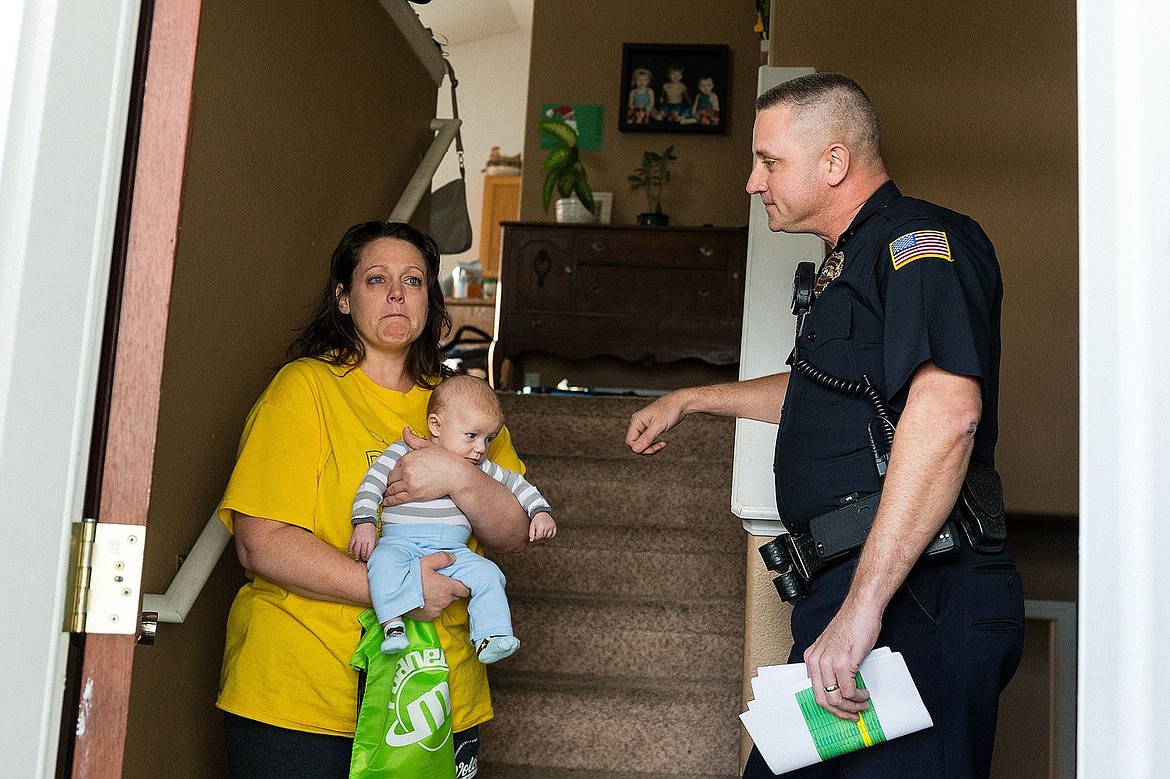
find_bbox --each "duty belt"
[759,491,960,603]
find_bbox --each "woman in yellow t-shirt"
[216,221,529,778]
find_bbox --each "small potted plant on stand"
[538,117,595,223]
[628,145,677,226]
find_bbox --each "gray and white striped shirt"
[351,438,552,531]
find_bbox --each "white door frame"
[1077,0,1170,775]
[0,0,140,774]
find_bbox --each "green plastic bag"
[350,609,456,778]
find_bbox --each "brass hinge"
[66,518,146,635]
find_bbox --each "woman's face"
[336,237,429,359]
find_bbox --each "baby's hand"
[349,523,378,561]
[529,511,557,542]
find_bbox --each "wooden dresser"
[492,221,748,388]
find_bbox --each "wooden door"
[478,174,521,278]
[61,2,203,775]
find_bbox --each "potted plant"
[538,116,595,223]
[628,145,677,226]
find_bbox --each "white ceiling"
[411,0,533,46]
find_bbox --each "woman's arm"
[384,428,530,554]
[233,513,470,618]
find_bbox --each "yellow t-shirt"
[215,358,522,736]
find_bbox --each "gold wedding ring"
[823,683,840,693]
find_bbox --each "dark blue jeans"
[743,542,1025,778]
[224,712,480,778]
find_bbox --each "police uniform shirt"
[773,180,1003,534]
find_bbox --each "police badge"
[813,250,845,296]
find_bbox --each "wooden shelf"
[444,296,497,339]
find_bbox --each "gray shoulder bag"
[429,59,473,254]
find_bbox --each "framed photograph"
[619,43,730,134]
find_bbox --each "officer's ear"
[825,143,849,186]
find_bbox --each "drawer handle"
[697,288,711,297]
[699,245,715,257]
[531,319,544,330]
[564,265,573,274]
[533,249,551,289]
[591,241,605,252]
[589,284,602,295]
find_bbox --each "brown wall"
[123,1,437,776]
[769,0,1079,516]
[522,0,764,228]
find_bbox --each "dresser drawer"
[573,228,732,270]
[573,266,731,316]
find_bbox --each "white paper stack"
[740,647,933,774]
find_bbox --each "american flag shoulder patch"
[889,230,952,270]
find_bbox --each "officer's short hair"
[756,73,881,158]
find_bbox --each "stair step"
[500,394,737,464]
[484,392,746,778]
[492,524,746,602]
[522,455,741,535]
[481,671,743,776]
[500,590,743,681]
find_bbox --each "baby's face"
[669,70,683,82]
[430,407,502,464]
[636,73,650,88]
[699,79,713,93]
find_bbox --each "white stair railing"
[389,117,461,223]
[141,514,231,623]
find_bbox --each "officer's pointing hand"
[626,393,687,455]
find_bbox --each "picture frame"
[619,43,730,134]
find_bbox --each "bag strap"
[444,58,466,180]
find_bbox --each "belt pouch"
[957,462,1007,553]
[809,492,882,560]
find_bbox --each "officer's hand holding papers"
[740,647,933,774]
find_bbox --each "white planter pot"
[555,196,596,223]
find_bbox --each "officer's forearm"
[678,372,790,423]
[841,363,980,614]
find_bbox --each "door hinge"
[67,518,146,635]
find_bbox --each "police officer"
[626,73,1024,778]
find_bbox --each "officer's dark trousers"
[743,541,1025,779]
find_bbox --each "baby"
[349,374,556,663]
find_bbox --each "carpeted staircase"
[478,394,747,779]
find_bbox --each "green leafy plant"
[628,145,677,215]
[538,118,594,213]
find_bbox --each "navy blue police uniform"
[743,181,1025,778]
